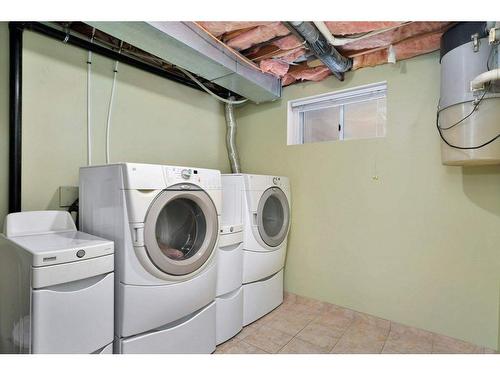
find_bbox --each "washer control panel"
[164,166,221,189]
[272,176,282,186]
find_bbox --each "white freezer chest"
[0,211,114,354]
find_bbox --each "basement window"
[287,82,387,145]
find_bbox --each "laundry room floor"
[214,293,498,354]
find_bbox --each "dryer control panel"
[272,176,283,186]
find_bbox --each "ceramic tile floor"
[215,293,498,354]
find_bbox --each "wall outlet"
[59,186,79,207]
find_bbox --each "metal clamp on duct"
[287,21,353,81]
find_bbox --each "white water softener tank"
[438,22,500,165]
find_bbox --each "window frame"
[287,81,387,145]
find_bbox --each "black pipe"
[22,22,212,94]
[7,22,234,214]
[8,22,23,213]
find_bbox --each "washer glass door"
[257,187,290,247]
[144,187,218,276]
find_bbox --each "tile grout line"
[276,308,318,353]
[329,315,356,353]
[240,303,313,353]
[379,321,392,354]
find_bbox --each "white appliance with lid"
[0,211,114,354]
[234,174,291,325]
[215,174,245,345]
[79,163,221,353]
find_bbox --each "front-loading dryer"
[80,163,221,353]
[241,174,291,284]
[223,174,291,326]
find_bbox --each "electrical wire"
[436,83,500,150]
[176,66,248,105]
[436,87,489,131]
[436,116,500,150]
[105,41,123,164]
[86,28,96,166]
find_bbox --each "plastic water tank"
[439,22,500,165]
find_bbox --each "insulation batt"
[272,34,303,50]
[260,59,290,77]
[338,22,449,51]
[197,21,272,37]
[259,48,306,77]
[280,47,307,63]
[352,32,442,69]
[283,65,331,84]
[226,22,290,50]
[281,74,297,86]
[325,21,404,35]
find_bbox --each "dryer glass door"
[257,187,290,247]
[144,187,218,276]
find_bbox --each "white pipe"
[105,41,123,164]
[86,28,95,166]
[313,21,413,47]
[470,68,500,91]
[313,21,337,45]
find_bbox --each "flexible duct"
[288,21,352,80]
[224,98,241,173]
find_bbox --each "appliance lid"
[9,231,114,267]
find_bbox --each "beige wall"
[236,52,500,350]
[0,23,229,229]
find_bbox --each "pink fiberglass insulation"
[339,22,449,51]
[325,21,404,35]
[226,22,290,51]
[260,59,290,77]
[196,21,453,86]
[280,47,307,63]
[282,74,297,86]
[394,32,442,59]
[259,48,306,77]
[196,22,272,37]
[290,66,331,82]
[272,34,303,50]
[352,31,442,69]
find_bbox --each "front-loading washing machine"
[79,163,221,353]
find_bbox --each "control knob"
[181,169,192,179]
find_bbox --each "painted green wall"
[0,23,229,229]
[1,22,499,350]
[235,52,500,350]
